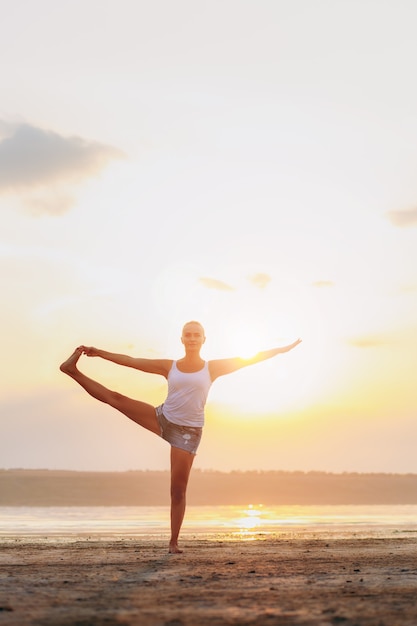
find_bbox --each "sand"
[1,533,417,625]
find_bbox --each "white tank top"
[162,361,212,427]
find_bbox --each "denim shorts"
[155,405,203,455]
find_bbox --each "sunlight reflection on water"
[1,504,417,539]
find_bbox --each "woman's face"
[181,322,205,351]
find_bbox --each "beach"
[1,533,417,625]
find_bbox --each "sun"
[208,320,327,416]
[229,323,264,359]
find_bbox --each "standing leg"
[60,347,160,434]
[169,446,195,553]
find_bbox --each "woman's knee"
[106,390,127,409]
[170,482,187,504]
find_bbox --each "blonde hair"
[182,320,205,336]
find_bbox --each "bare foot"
[60,347,83,376]
[169,542,183,554]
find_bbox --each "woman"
[60,321,301,553]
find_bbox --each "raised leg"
[60,348,160,434]
[169,446,195,553]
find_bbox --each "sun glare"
[230,324,264,359]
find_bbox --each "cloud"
[198,277,234,291]
[0,121,124,214]
[399,284,417,293]
[385,207,417,228]
[248,273,271,289]
[22,191,77,217]
[347,335,392,348]
[312,280,335,288]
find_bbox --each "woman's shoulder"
[143,358,173,377]
[208,356,246,381]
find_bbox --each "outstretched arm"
[80,346,172,377]
[209,339,302,381]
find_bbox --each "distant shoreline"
[2,469,417,506]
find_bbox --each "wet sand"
[1,533,417,625]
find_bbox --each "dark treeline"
[2,469,417,506]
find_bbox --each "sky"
[1,0,417,474]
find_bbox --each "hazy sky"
[1,0,417,474]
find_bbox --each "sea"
[1,504,417,540]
